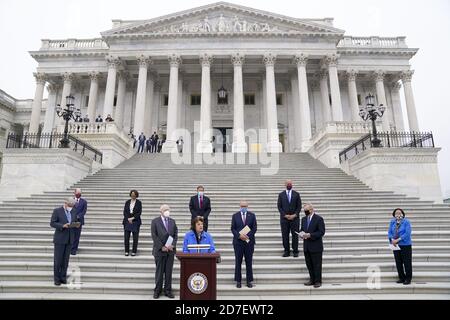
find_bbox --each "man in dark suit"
[71,188,87,255]
[151,204,178,299]
[50,197,79,286]
[189,185,212,232]
[277,179,302,257]
[300,203,325,288]
[137,132,146,153]
[231,200,257,288]
[151,132,159,153]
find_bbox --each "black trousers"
[393,245,413,281]
[137,143,145,153]
[280,218,299,253]
[124,230,140,253]
[154,254,175,293]
[233,242,254,283]
[152,143,158,153]
[71,225,82,254]
[54,243,72,282]
[304,250,323,284]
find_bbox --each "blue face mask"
[241,207,248,213]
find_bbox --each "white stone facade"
[9,2,419,154]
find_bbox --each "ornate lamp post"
[359,93,385,147]
[55,95,81,148]
[217,59,228,101]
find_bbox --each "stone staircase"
[0,152,449,299]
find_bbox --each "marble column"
[391,81,405,131]
[324,54,343,121]
[319,70,332,124]
[374,70,390,131]
[58,73,74,125]
[294,53,312,151]
[401,70,420,132]
[263,53,282,153]
[115,71,128,130]
[103,56,121,119]
[87,71,100,123]
[198,53,213,153]
[133,55,151,137]
[290,74,301,151]
[144,72,156,136]
[43,83,60,133]
[162,54,182,153]
[231,53,247,153]
[29,73,47,133]
[346,69,360,122]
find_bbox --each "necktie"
[200,196,203,209]
[306,216,311,230]
[288,191,291,203]
[242,213,246,225]
[164,218,169,232]
[65,210,71,224]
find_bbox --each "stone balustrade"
[40,38,109,50]
[338,36,407,48]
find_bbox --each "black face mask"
[286,185,293,190]
[304,210,311,216]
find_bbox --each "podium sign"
[176,252,220,300]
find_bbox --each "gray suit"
[151,216,178,294]
[50,206,78,283]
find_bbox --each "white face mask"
[163,210,170,218]
[66,207,73,213]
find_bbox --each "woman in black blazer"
[123,190,142,256]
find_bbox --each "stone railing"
[314,121,382,137]
[40,38,109,50]
[0,89,16,109]
[338,36,407,48]
[58,122,132,145]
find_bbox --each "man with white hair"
[50,197,80,286]
[151,204,178,299]
[71,188,87,255]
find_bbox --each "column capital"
[231,53,245,66]
[346,69,358,81]
[117,70,130,81]
[168,54,182,67]
[293,53,308,67]
[323,53,339,67]
[62,72,75,83]
[88,71,101,82]
[47,83,60,93]
[318,69,328,81]
[373,70,386,82]
[391,81,402,92]
[263,53,277,67]
[154,81,162,91]
[106,55,122,68]
[33,72,47,85]
[137,55,152,68]
[400,70,414,82]
[199,53,213,67]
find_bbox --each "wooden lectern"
[176,251,220,300]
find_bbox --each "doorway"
[213,127,232,153]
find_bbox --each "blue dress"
[183,230,216,253]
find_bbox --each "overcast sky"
[0,0,449,198]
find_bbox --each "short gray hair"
[65,197,76,207]
[160,204,170,213]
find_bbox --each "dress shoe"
[60,279,67,284]
[396,279,405,284]
[247,282,253,288]
[125,252,129,256]
[165,291,175,299]
[282,252,290,257]
[131,252,136,257]
[304,281,314,286]
[70,252,77,256]
[54,281,61,286]
[293,252,299,258]
[236,282,242,288]
[313,282,322,288]
[153,292,160,299]
[403,280,411,285]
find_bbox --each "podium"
[176,252,220,300]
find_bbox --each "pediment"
[102,2,345,38]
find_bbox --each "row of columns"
[30,55,421,151]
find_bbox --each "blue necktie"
[306,216,310,230]
[65,210,71,224]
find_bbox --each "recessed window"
[357,94,362,105]
[163,94,169,106]
[85,96,89,107]
[113,95,117,106]
[190,94,201,106]
[217,93,228,105]
[276,93,283,106]
[244,94,255,105]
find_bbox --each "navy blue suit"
[300,213,325,284]
[277,189,302,254]
[123,199,142,254]
[231,211,257,283]
[72,197,87,254]
[50,206,78,283]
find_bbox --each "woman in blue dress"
[183,216,216,253]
